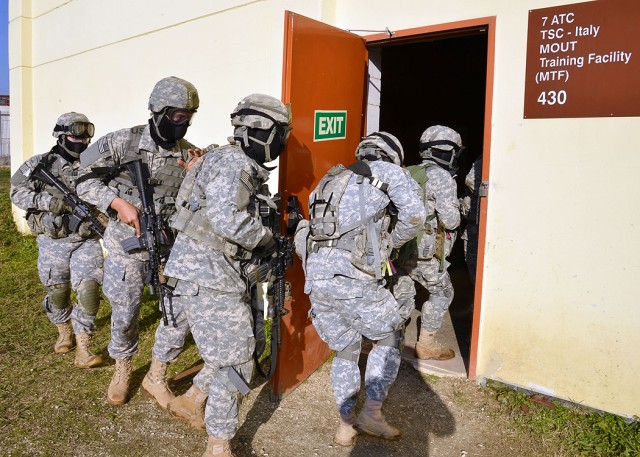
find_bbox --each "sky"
[1,0,9,95]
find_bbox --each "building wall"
[9,0,640,417]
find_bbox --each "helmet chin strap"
[151,112,171,143]
[234,125,277,162]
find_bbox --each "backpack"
[307,161,392,279]
[396,162,438,263]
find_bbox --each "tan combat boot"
[334,412,359,447]
[141,357,175,409]
[355,398,401,440]
[107,357,133,405]
[167,384,207,430]
[415,330,455,360]
[74,332,103,368]
[202,437,235,457]
[54,322,74,353]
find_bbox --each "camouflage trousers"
[308,276,403,416]
[171,280,255,440]
[407,258,454,332]
[36,234,103,335]
[102,253,190,361]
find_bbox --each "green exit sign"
[314,110,347,141]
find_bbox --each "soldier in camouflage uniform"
[294,132,425,446]
[10,112,104,368]
[460,155,482,286]
[76,77,203,406]
[163,94,292,457]
[403,125,464,360]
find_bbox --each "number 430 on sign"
[537,90,567,105]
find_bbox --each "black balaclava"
[57,137,87,161]
[149,111,189,149]
[238,126,286,168]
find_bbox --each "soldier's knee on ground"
[47,283,71,309]
[335,340,362,363]
[77,279,100,316]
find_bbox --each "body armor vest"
[106,126,188,220]
[170,147,270,260]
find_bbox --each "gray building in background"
[0,95,9,166]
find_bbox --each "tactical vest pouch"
[171,206,252,260]
[27,212,70,238]
[308,165,353,241]
[351,227,393,276]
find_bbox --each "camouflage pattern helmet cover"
[230,93,291,130]
[355,131,404,166]
[148,76,199,113]
[52,112,92,138]
[419,125,462,158]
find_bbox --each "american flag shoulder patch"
[98,138,110,155]
[240,170,254,193]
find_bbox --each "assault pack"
[398,161,447,269]
[306,161,393,280]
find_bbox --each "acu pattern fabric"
[163,142,273,440]
[460,155,482,285]
[402,159,460,333]
[10,150,103,335]
[299,160,424,417]
[76,123,194,362]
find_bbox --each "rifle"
[30,160,106,237]
[433,221,446,273]
[244,194,298,380]
[119,160,174,326]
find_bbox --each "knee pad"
[47,283,71,309]
[377,328,405,351]
[77,279,101,316]
[335,340,362,363]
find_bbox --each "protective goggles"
[165,108,196,125]
[54,122,95,138]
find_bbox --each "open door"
[274,11,368,398]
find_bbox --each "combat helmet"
[355,131,404,166]
[419,125,464,170]
[52,112,94,139]
[231,93,292,164]
[148,76,199,113]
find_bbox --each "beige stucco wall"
[9,0,640,418]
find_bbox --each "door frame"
[364,17,496,380]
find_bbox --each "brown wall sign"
[524,0,640,118]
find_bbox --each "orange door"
[274,11,368,398]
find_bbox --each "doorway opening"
[366,26,489,377]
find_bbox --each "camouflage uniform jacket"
[460,156,481,225]
[163,143,273,294]
[305,160,425,282]
[11,147,92,241]
[422,159,460,232]
[76,123,194,260]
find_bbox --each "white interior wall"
[9,0,640,418]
